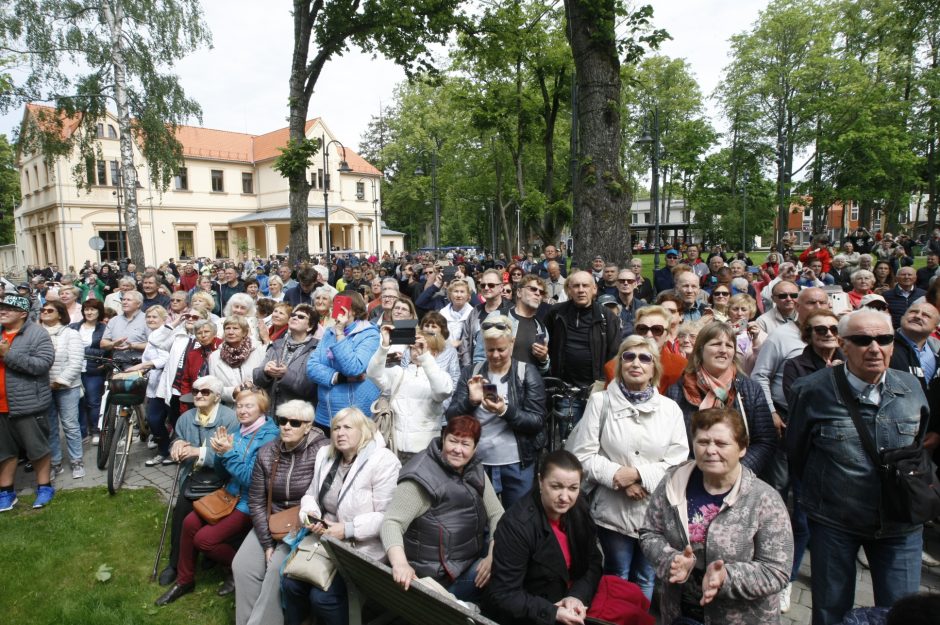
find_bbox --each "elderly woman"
[225,293,262,343]
[267,275,285,303]
[151,307,209,426]
[253,304,319,414]
[847,269,876,310]
[70,298,107,441]
[264,301,292,344]
[123,305,172,467]
[760,252,781,282]
[640,408,793,624]
[445,316,546,508]
[857,253,874,273]
[208,316,267,406]
[367,321,454,463]
[830,254,853,291]
[381,416,503,602]
[58,285,84,323]
[281,408,401,625]
[41,300,86,479]
[728,293,765,374]
[156,375,238,587]
[190,290,221,325]
[312,287,335,341]
[485,450,604,625]
[306,291,380,433]
[676,321,702,363]
[568,336,689,600]
[155,387,279,605]
[232,399,329,625]
[665,322,776,476]
[176,318,220,406]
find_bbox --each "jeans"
[147,397,170,456]
[48,386,83,466]
[808,520,921,625]
[447,556,485,603]
[554,397,588,441]
[282,572,349,625]
[485,462,534,510]
[790,479,810,581]
[596,526,655,601]
[78,373,105,437]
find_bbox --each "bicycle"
[87,355,151,494]
[542,377,589,453]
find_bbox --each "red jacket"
[177,338,221,396]
[799,246,832,273]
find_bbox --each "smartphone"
[441,266,457,283]
[482,383,498,401]
[308,515,330,528]
[389,319,418,345]
[535,332,547,344]
[331,295,353,319]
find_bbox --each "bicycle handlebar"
[542,377,589,398]
[86,354,143,371]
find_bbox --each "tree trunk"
[565,0,631,268]
[287,4,314,266]
[104,1,145,266]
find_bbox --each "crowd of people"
[1,231,940,625]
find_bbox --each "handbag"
[266,448,302,541]
[282,528,337,590]
[193,488,239,524]
[833,365,940,525]
[370,368,405,454]
[183,467,226,500]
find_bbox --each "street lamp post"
[635,107,661,270]
[371,178,380,255]
[322,134,353,259]
[415,141,442,257]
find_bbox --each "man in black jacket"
[543,271,619,423]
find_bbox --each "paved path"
[14,437,940,624]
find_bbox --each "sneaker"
[145,455,166,467]
[50,465,63,481]
[922,550,940,567]
[92,435,100,445]
[32,485,55,508]
[780,582,792,613]
[71,462,86,479]
[0,491,17,512]
[147,437,158,450]
[161,457,177,466]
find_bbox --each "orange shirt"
[0,329,17,413]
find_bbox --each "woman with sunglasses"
[155,387,279,605]
[707,286,732,323]
[233,399,328,625]
[664,322,776,475]
[40,300,85,479]
[177,319,222,411]
[253,304,319,415]
[156,375,239,587]
[445,316,545,508]
[567,335,688,600]
[151,307,210,436]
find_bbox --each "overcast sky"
[1,0,770,150]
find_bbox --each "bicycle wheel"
[107,413,131,495]
[96,403,117,470]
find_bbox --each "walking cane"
[152,462,182,582]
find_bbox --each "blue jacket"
[306,321,381,427]
[787,366,928,537]
[218,418,279,514]
[172,404,238,485]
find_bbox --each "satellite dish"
[89,236,106,251]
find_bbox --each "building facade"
[12,105,402,272]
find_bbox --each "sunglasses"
[482,321,510,331]
[812,325,839,337]
[524,285,546,295]
[480,282,500,289]
[193,388,213,396]
[774,292,799,300]
[712,291,730,297]
[41,308,56,313]
[635,324,665,337]
[621,351,654,364]
[277,417,310,428]
[843,334,894,347]
[183,313,201,320]
[618,279,637,284]
[290,313,309,319]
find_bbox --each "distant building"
[13,104,402,270]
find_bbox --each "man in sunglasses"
[614,269,645,338]
[788,309,929,625]
[756,281,800,335]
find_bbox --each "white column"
[265,224,277,256]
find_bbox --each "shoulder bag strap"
[317,456,344,510]
[733,380,750,436]
[266,447,281,519]
[832,365,884,469]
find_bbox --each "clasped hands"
[612,465,648,500]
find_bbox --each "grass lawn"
[0,488,233,625]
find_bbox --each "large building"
[11,105,402,272]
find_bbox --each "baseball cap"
[859,293,887,309]
[597,294,619,307]
[16,283,31,291]
[665,249,679,258]
[0,294,31,312]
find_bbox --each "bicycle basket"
[109,371,148,406]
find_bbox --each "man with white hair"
[101,290,149,365]
[788,308,929,625]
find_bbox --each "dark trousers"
[168,487,196,569]
[79,373,105,436]
[146,397,170,456]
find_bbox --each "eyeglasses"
[843,334,894,347]
[621,351,654,364]
[774,292,799,300]
[524,285,546,295]
[424,270,435,276]
[618,279,636,284]
[482,321,510,331]
[277,417,311,428]
[812,325,839,337]
[712,291,730,298]
[290,313,309,319]
[635,324,665,337]
[480,282,500,289]
[183,313,201,320]
[193,388,213,396]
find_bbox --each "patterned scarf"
[220,337,253,368]
[682,366,737,409]
[618,380,654,405]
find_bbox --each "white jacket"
[207,341,267,404]
[151,324,192,402]
[46,325,84,388]
[299,433,401,562]
[566,383,689,538]
[366,344,454,453]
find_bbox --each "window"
[174,167,188,190]
[96,123,104,138]
[631,212,638,224]
[110,161,120,186]
[309,171,317,189]
[33,166,39,189]
[213,230,229,258]
[177,230,194,258]
[242,172,253,194]
[99,231,127,261]
[211,169,224,192]
[317,169,324,189]
[107,124,117,139]
[24,170,30,191]
[97,161,108,186]
[356,181,365,199]
[850,203,858,221]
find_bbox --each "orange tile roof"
[24,104,83,138]
[22,104,382,175]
